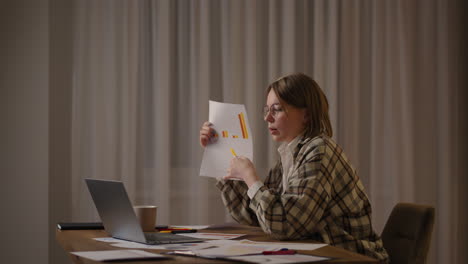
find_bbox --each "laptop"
[85,178,203,245]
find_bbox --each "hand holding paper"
[199,121,218,147]
[199,101,253,179]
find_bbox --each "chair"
[381,203,435,264]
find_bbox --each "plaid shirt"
[216,135,389,262]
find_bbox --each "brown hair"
[266,73,333,138]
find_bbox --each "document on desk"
[190,240,279,257]
[200,101,253,178]
[170,225,210,230]
[166,239,331,262]
[226,254,331,263]
[71,249,168,261]
[93,237,213,250]
[238,239,327,251]
[177,232,246,240]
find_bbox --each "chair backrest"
[381,203,435,264]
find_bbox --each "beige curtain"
[71,0,467,263]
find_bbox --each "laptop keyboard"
[144,232,202,244]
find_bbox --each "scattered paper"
[169,239,327,259]
[204,239,241,246]
[238,239,327,251]
[177,232,246,240]
[71,249,168,262]
[158,243,217,251]
[92,236,328,261]
[170,225,210,230]
[110,242,167,249]
[191,240,279,257]
[226,254,331,263]
[93,237,214,250]
[200,101,253,178]
[159,238,331,263]
[93,237,123,243]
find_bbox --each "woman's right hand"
[199,121,217,147]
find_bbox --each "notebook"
[85,178,203,245]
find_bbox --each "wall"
[0,0,50,263]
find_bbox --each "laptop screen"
[85,178,147,243]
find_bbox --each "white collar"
[277,133,303,156]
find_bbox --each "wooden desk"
[56,224,378,263]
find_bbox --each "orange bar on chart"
[238,113,249,139]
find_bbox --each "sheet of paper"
[93,237,164,249]
[93,237,212,250]
[93,237,123,243]
[192,241,279,257]
[165,239,327,260]
[204,239,240,246]
[112,242,214,251]
[238,239,327,251]
[178,232,246,240]
[226,254,331,263]
[110,242,167,249]
[170,225,210,230]
[191,239,326,257]
[71,249,167,262]
[200,101,253,178]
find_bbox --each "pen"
[230,148,237,157]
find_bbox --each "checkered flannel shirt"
[216,135,389,263]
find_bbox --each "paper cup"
[133,205,157,232]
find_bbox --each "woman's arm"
[249,144,332,240]
[216,180,260,226]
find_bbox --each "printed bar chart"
[219,112,249,139]
[201,100,253,179]
[238,112,249,139]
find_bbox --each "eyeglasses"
[263,103,285,118]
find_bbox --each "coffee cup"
[133,205,157,232]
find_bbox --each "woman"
[199,73,389,262]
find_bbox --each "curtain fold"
[71,1,466,263]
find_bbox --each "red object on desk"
[262,249,296,255]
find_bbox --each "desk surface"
[56,224,378,264]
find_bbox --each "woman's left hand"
[224,156,260,187]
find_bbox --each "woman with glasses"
[199,73,389,263]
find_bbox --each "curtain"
[71,1,466,263]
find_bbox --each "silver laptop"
[85,178,203,244]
